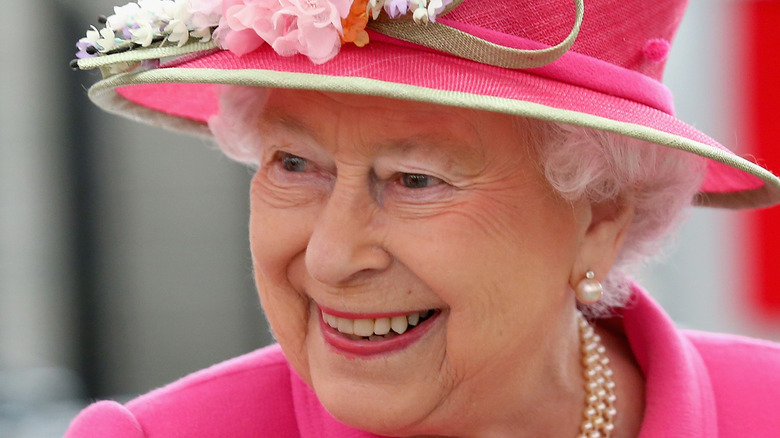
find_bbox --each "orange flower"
[341,0,371,47]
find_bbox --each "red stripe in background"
[741,1,780,317]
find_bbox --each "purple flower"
[384,0,409,18]
[76,38,97,59]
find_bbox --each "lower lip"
[318,310,440,358]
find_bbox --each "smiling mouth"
[321,309,436,341]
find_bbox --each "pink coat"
[65,286,780,437]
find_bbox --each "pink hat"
[74,0,780,209]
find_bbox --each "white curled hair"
[209,85,706,318]
[528,121,705,317]
[208,85,269,165]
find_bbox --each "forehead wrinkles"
[261,98,492,167]
[374,135,486,173]
[259,107,324,144]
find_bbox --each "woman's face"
[249,90,594,435]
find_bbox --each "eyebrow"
[260,108,324,144]
[376,136,477,160]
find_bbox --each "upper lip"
[317,304,434,320]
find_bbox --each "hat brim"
[81,38,780,209]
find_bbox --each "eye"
[400,173,442,189]
[280,153,308,172]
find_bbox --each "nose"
[305,179,392,286]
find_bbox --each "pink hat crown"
[442,0,688,82]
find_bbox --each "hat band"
[368,20,674,115]
[369,0,584,69]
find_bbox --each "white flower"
[190,27,213,42]
[412,6,429,23]
[84,26,118,51]
[367,0,386,20]
[165,19,190,46]
[137,0,167,18]
[85,26,101,44]
[427,0,442,21]
[97,27,118,50]
[408,0,429,23]
[190,0,222,16]
[162,0,193,23]
[107,3,141,31]
[130,21,156,46]
[188,0,221,43]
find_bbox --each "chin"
[319,389,422,435]
[300,311,449,437]
[315,383,444,438]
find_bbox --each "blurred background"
[1,0,779,436]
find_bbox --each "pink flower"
[217,0,352,64]
[273,0,351,63]
[219,0,279,56]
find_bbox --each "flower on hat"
[75,39,96,59]
[105,3,141,31]
[372,0,453,22]
[130,21,158,46]
[341,0,370,47]
[76,26,118,59]
[221,0,351,63]
[164,19,191,46]
[75,0,453,65]
[384,0,409,18]
[190,0,223,33]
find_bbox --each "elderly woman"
[66,0,780,437]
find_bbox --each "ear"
[569,193,636,287]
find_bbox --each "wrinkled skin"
[248,89,634,437]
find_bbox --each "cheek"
[400,187,579,295]
[249,181,317,378]
[385,187,580,367]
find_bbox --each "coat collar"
[623,283,718,437]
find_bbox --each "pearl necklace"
[576,312,617,438]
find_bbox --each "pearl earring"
[575,270,603,305]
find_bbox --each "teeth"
[337,318,354,335]
[353,319,375,337]
[391,315,408,334]
[374,318,391,335]
[322,310,432,338]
